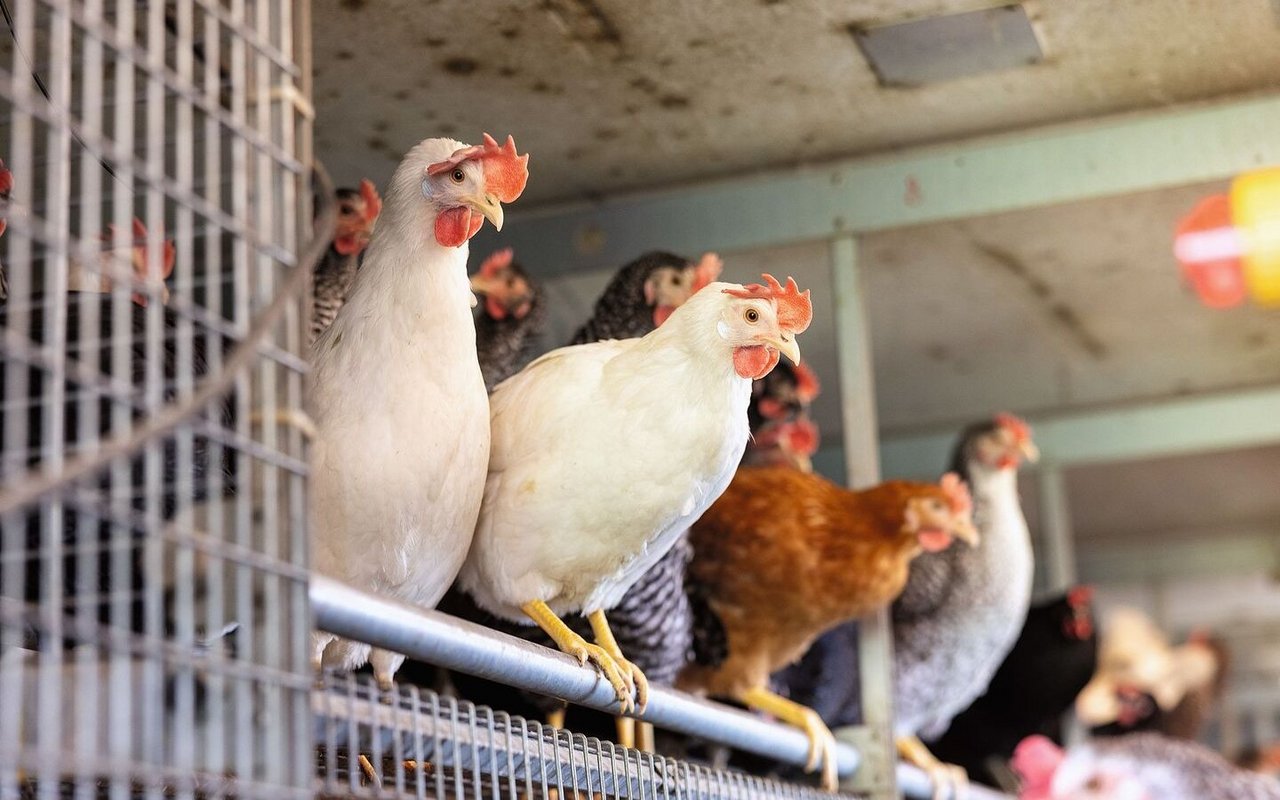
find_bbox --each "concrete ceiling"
[313,0,1280,205]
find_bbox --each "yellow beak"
[951,517,981,547]
[467,194,504,231]
[1020,440,1041,463]
[469,273,502,296]
[763,334,801,365]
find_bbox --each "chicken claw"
[740,687,840,791]
[588,609,649,712]
[897,736,968,800]
[522,601,634,711]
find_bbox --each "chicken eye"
[929,499,945,512]
[451,169,465,183]
[744,308,760,324]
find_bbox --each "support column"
[1037,463,1078,593]
[831,235,897,799]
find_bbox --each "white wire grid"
[315,674,859,800]
[0,0,313,798]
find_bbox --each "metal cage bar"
[0,2,313,799]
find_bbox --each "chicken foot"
[588,610,650,712]
[739,686,839,792]
[521,601,635,712]
[897,735,968,800]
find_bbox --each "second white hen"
[457,274,812,712]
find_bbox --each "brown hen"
[679,465,977,790]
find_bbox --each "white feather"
[307,138,490,672]
[457,285,756,622]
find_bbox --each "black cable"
[0,0,122,182]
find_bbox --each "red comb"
[1067,585,1094,609]
[1011,736,1063,800]
[0,161,13,195]
[478,247,513,279]
[722,274,813,334]
[427,133,529,204]
[690,252,723,293]
[792,362,821,402]
[939,472,972,515]
[787,417,820,456]
[104,218,175,278]
[995,412,1032,443]
[357,178,383,224]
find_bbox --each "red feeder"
[1173,194,1248,309]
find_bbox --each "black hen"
[927,588,1099,789]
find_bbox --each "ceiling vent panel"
[852,4,1044,87]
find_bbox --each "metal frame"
[312,576,1012,800]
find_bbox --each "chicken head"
[902,472,979,553]
[643,251,723,327]
[471,247,535,321]
[423,133,529,247]
[720,274,812,379]
[332,178,382,256]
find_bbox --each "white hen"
[457,274,813,711]
[308,134,529,688]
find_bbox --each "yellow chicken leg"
[546,708,566,729]
[897,736,969,800]
[521,601,633,711]
[740,687,839,792]
[588,610,650,712]
[615,716,636,749]
[636,721,655,753]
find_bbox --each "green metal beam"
[877,385,1280,479]
[1076,525,1280,584]
[492,93,1280,275]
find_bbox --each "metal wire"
[314,673,856,800]
[0,2,314,799]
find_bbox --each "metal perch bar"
[311,575,862,780]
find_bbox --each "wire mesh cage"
[0,0,314,797]
[314,674,854,800]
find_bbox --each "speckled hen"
[470,247,546,391]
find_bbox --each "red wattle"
[485,295,507,320]
[652,305,675,327]
[435,207,473,247]
[733,346,780,379]
[467,213,483,239]
[917,528,953,553]
[333,233,361,255]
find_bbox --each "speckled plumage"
[569,251,690,344]
[312,245,360,344]
[475,262,546,392]
[1048,734,1280,799]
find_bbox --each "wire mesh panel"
[0,0,313,798]
[315,675,855,800]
